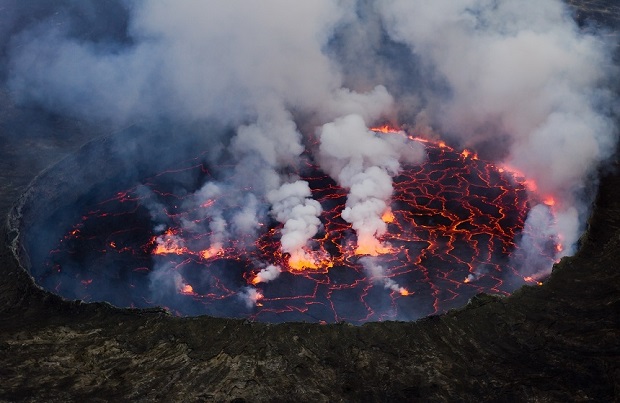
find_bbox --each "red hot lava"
[42,129,559,324]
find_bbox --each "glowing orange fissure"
[381,208,395,223]
[152,229,224,261]
[288,250,318,271]
[48,122,567,322]
[354,240,394,257]
[151,127,559,271]
[255,291,264,307]
[199,246,223,260]
[180,284,195,294]
[370,125,402,134]
[523,276,544,286]
[499,164,558,208]
[153,243,189,256]
[147,124,559,297]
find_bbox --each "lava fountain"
[21,126,559,324]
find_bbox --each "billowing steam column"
[267,181,324,270]
[318,114,426,256]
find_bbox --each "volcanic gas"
[37,127,558,324]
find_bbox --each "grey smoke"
[134,184,170,225]
[4,0,618,282]
[378,0,617,271]
[267,181,323,266]
[360,256,407,294]
[319,114,425,255]
[238,286,263,309]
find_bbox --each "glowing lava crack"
[41,131,558,324]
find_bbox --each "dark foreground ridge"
[0,2,619,402]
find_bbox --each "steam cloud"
[360,257,408,295]
[3,0,617,301]
[377,0,617,269]
[267,181,323,268]
[319,114,425,255]
[252,265,282,285]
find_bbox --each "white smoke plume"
[267,181,323,268]
[377,0,617,271]
[360,257,408,295]
[171,182,229,252]
[190,182,227,251]
[149,262,186,303]
[7,1,344,125]
[3,0,617,283]
[514,204,570,278]
[253,265,282,285]
[231,193,262,237]
[319,114,425,255]
[238,287,263,309]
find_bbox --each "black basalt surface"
[0,1,619,401]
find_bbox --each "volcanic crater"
[15,126,556,324]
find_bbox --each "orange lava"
[354,238,394,256]
[180,284,195,294]
[288,255,319,271]
[48,127,561,324]
[200,246,223,260]
[287,250,333,271]
[382,209,395,223]
[370,125,402,134]
[153,243,189,255]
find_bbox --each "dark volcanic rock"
[1,1,619,402]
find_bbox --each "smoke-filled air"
[5,0,617,322]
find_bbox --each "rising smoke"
[3,1,617,307]
[318,114,425,255]
[377,0,618,272]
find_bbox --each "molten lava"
[353,235,394,257]
[41,130,559,324]
[381,208,395,224]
